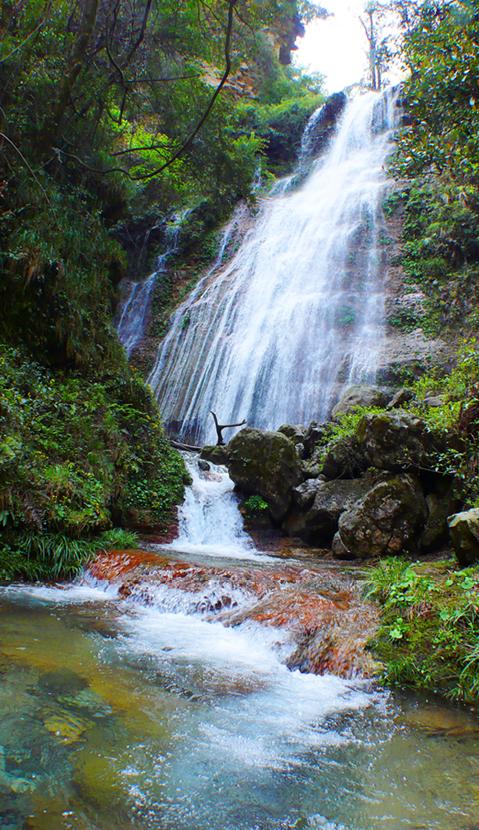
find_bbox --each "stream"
[1,456,479,829]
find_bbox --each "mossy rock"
[356,410,440,472]
[227,428,303,522]
[331,385,388,419]
[332,474,427,559]
[200,445,229,466]
[285,477,372,546]
[448,508,479,566]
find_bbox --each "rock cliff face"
[378,203,453,382]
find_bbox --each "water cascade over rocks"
[117,210,189,357]
[169,452,262,560]
[149,89,399,444]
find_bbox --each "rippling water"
[1,572,479,830]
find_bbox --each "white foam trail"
[118,602,378,770]
[169,452,272,562]
[0,581,118,603]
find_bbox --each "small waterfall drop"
[150,89,399,444]
[117,211,188,357]
[170,452,262,560]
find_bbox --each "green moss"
[366,557,479,703]
[315,406,386,464]
[0,344,187,579]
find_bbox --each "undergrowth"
[367,557,479,703]
[0,344,188,579]
[0,528,139,582]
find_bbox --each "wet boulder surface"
[227,427,303,521]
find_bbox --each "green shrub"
[243,495,269,516]
[0,344,187,578]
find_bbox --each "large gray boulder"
[356,410,435,472]
[227,428,303,521]
[284,478,372,545]
[331,385,388,420]
[321,437,367,479]
[448,509,479,566]
[332,474,427,559]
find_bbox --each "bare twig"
[0,132,50,202]
[0,0,52,66]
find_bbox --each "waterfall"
[149,89,399,445]
[169,452,264,560]
[117,211,189,357]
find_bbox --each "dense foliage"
[0,344,188,578]
[367,557,479,702]
[0,0,321,579]
[391,0,479,335]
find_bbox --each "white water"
[149,90,399,444]
[168,452,268,561]
[117,211,189,357]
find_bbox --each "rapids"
[149,89,399,444]
[2,526,479,829]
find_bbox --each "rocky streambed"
[89,548,379,678]
[2,538,479,830]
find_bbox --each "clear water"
[1,570,479,830]
[149,90,399,444]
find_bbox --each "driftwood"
[210,411,246,446]
[171,440,201,453]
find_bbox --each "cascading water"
[149,89,399,444]
[117,210,189,357]
[169,452,264,560]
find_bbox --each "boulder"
[332,474,427,559]
[356,410,435,472]
[303,421,327,455]
[200,445,229,466]
[321,437,367,479]
[292,479,322,510]
[424,394,446,408]
[331,385,388,420]
[198,459,210,472]
[277,424,307,443]
[448,509,479,566]
[386,387,414,410]
[284,478,372,545]
[227,428,303,521]
[421,492,458,551]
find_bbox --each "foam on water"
[168,452,273,562]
